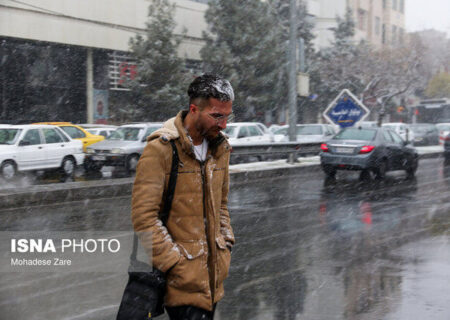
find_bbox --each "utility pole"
[288,0,298,163]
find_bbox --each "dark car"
[320,127,418,179]
[409,123,440,146]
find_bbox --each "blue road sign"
[323,89,370,128]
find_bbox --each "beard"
[197,122,220,142]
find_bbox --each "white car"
[222,123,273,145]
[382,122,414,142]
[0,124,84,180]
[273,124,336,143]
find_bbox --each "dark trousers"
[166,304,216,320]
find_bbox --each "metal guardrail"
[229,141,323,162]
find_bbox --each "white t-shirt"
[193,139,208,161]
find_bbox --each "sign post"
[323,89,370,128]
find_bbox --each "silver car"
[84,123,162,172]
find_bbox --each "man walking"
[131,74,235,320]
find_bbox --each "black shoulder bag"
[117,140,179,319]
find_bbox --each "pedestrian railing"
[229,141,323,163]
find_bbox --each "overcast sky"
[406,0,450,36]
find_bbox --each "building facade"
[347,0,406,47]
[0,0,207,123]
[308,0,406,49]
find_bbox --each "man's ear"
[189,104,198,114]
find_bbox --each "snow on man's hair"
[188,74,234,102]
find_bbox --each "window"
[55,127,70,142]
[237,127,249,138]
[143,127,160,140]
[60,126,86,139]
[392,25,397,45]
[357,9,367,31]
[383,130,394,142]
[43,128,64,144]
[108,127,142,141]
[389,131,404,144]
[334,128,377,141]
[399,28,404,44]
[392,0,397,11]
[247,126,262,137]
[399,0,405,13]
[382,24,386,44]
[375,17,381,36]
[383,0,387,9]
[0,129,22,145]
[22,129,42,145]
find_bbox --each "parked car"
[222,123,273,145]
[273,124,336,143]
[33,122,104,151]
[84,123,163,172]
[409,123,440,146]
[436,123,450,145]
[0,124,84,180]
[320,127,418,180]
[381,122,414,142]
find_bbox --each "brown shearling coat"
[131,111,235,311]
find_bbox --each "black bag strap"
[131,140,179,261]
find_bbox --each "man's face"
[192,98,233,141]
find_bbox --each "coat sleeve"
[131,140,181,272]
[220,152,235,246]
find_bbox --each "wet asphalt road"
[0,158,449,320]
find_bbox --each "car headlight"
[111,148,125,154]
[86,148,95,154]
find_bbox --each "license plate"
[336,147,354,154]
[92,155,106,161]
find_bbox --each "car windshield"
[223,126,237,138]
[382,124,397,130]
[274,128,288,135]
[0,129,22,145]
[297,125,323,135]
[333,128,377,141]
[107,127,143,141]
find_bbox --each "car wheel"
[126,154,140,173]
[1,160,17,181]
[322,165,336,179]
[83,159,103,172]
[61,157,75,177]
[374,160,387,180]
[406,158,418,178]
